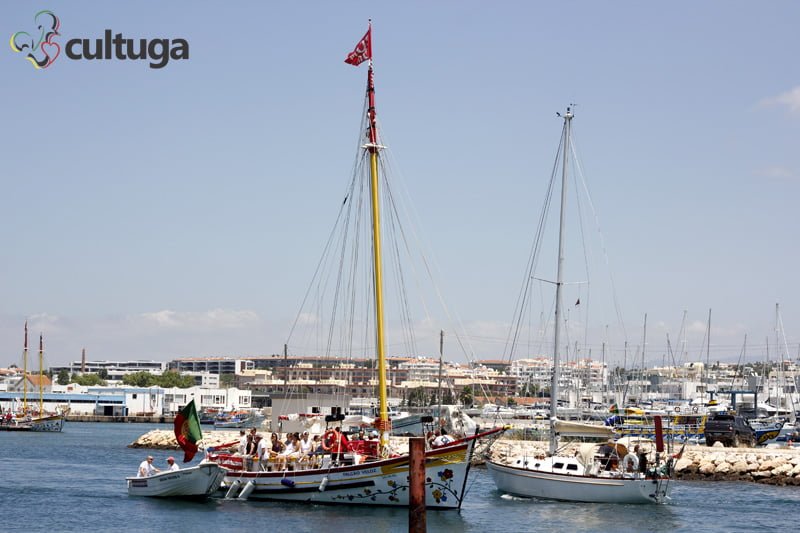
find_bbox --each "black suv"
[704,413,756,447]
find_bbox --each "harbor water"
[2,423,798,532]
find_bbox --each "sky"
[1,1,799,369]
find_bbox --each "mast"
[705,308,711,403]
[437,330,444,420]
[550,106,572,455]
[363,44,390,451]
[39,333,44,415]
[23,321,28,412]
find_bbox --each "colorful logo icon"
[10,10,61,69]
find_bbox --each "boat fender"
[674,407,680,413]
[224,479,241,499]
[237,480,255,500]
[318,476,329,492]
[622,453,639,472]
[692,406,699,413]
[281,477,296,488]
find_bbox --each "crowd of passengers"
[232,427,455,471]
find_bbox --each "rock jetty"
[488,439,800,485]
[129,429,241,450]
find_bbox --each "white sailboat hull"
[222,440,475,509]
[127,463,226,498]
[486,460,671,504]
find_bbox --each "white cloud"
[136,309,259,330]
[758,86,800,115]
[755,165,798,181]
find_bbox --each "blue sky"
[1,1,798,368]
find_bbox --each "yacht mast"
[550,106,572,455]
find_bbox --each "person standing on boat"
[166,456,180,472]
[330,426,348,463]
[137,455,160,477]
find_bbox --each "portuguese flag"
[174,399,203,462]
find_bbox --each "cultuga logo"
[66,30,189,69]
[10,10,61,69]
[10,11,190,70]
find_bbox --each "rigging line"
[569,137,592,351]
[506,130,564,362]
[285,158,362,348]
[570,134,628,343]
[383,179,418,357]
[378,144,480,367]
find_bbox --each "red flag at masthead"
[344,23,372,66]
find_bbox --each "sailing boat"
[485,108,673,504]
[218,23,501,508]
[0,323,65,432]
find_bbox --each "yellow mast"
[23,321,28,412]
[346,22,389,450]
[365,64,390,450]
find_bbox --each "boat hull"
[485,460,671,504]
[221,441,475,509]
[0,414,64,432]
[127,463,226,498]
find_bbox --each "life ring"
[692,406,699,414]
[621,453,639,472]
[776,422,783,429]
[321,429,336,451]
[674,406,681,413]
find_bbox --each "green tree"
[73,373,107,386]
[459,386,473,407]
[57,369,70,385]
[123,371,156,387]
[98,368,109,380]
[155,370,195,388]
[220,374,235,389]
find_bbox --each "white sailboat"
[485,108,674,504]
[218,23,501,509]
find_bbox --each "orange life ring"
[322,429,336,451]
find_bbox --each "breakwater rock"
[129,429,241,450]
[129,429,413,455]
[488,439,800,485]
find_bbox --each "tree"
[459,386,473,407]
[98,368,109,380]
[220,374,235,389]
[57,369,70,385]
[123,371,156,387]
[155,370,195,388]
[73,373,107,386]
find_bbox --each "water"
[2,423,798,532]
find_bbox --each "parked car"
[704,413,756,447]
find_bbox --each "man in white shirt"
[166,456,180,472]
[137,455,159,477]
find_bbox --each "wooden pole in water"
[409,436,426,533]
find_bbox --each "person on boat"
[256,433,270,470]
[432,430,454,448]
[426,430,436,448]
[299,431,314,462]
[329,426,348,463]
[237,430,248,455]
[635,445,648,475]
[598,439,620,471]
[137,455,160,477]
[245,427,258,455]
[166,456,180,472]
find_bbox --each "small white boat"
[127,463,226,498]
